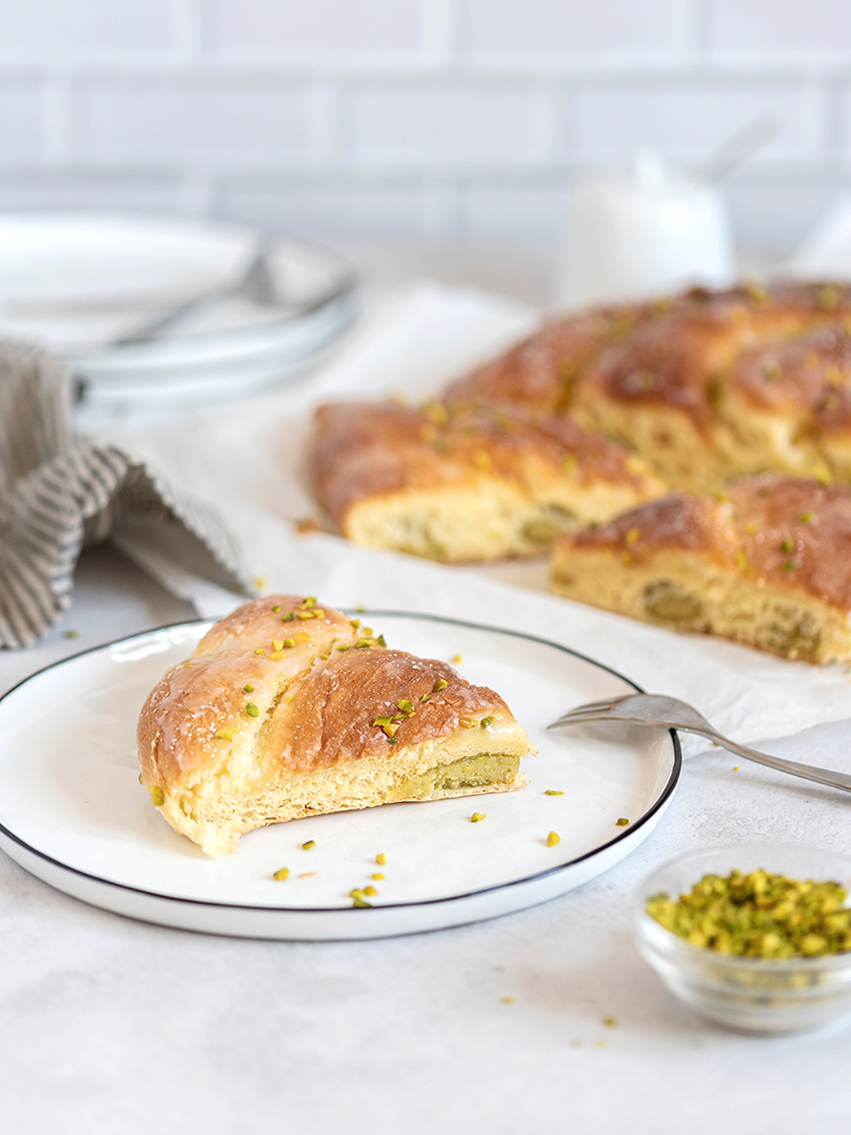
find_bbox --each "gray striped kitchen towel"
[0,339,251,648]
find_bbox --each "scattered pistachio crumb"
[281,612,295,622]
[376,853,386,865]
[216,727,236,741]
[420,693,430,703]
[352,897,372,908]
[500,996,515,1005]
[784,560,796,571]
[137,772,143,784]
[780,538,794,553]
[254,648,265,655]
[301,840,316,851]
[733,765,740,771]
[271,604,280,612]
[615,818,630,827]
[62,629,79,640]
[800,511,817,524]
[245,702,259,717]
[273,867,290,881]
[254,577,267,591]
[272,639,284,651]
[433,678,448,692]
[480,715,494,728]
[451,654,463,664]
[182,662,191,668]
[603,1016,618,1028]
[544,789,565,796]
[364,885,377,897]
[349,889,365,899]
[283,638,295,648]
[372,873,384,880]
[546,831,561,847]
[459,717,477,728]
[244,684,254,693]
[471,812,487,823]
[350,618,361,629]
[148,785,164,807]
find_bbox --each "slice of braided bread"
[551,475,851,664]
[138,596,532,857]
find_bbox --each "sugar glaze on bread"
[137,596,533,857]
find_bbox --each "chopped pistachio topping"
[745,521,758,535]
[336,644,350,651]
[245,702,259,717]
[646,869,851,956]
[281,612,295,622]
[254,648,265,655]
[372,873,384,881]
[433,678,448,692]
[216,727,236,741]
[800,511,817,524]
[272,639,284,651]
[362,627,373,637]
[544,789,565,796]
[273,867,290,881]
[546,831,561,847]
[301,840,316,851]
[420,693,430,703]
[451,654,463,664]
[300,596,317,609]
[350,618,360,629]
[244,684,254,693]
[376,853,387,865]
[459,717,477,729]
[269,652,284,661]
[349,888,365,899]
[615,818,630,827]
[352,897,372,908]
[294,632,310,644]
[364,885,377,897]
[602,1016,618,1027]
[148,785,164,807]
[470,812,487,823]
[780,538,794,553]
[137,772,143,784]
[396,699,414,714]
[784,560,796,572]
[281,637,294,648]
[271,604,281,613]
[480,716,494,728]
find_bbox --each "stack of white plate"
[0,212,357,413]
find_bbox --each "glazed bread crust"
[551,476,851,664]
[311,399,663,561]
[138,595,532,857]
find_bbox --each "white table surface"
[2,244,850,1135]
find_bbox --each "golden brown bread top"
[138,595,517,792]
[561,475,851,611]
[443,306,637,412]
[579,283,851,430]
[311,399,646,531]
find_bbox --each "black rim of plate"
[0,610,682,916]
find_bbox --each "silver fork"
[548,693,851,796]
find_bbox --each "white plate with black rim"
[0,612,681,940]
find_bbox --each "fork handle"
[682,727,851,795]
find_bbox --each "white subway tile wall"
[0,0,848,251]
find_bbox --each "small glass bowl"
[635,843,851,1034]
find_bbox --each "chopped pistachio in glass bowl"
[635,843,851,1034]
